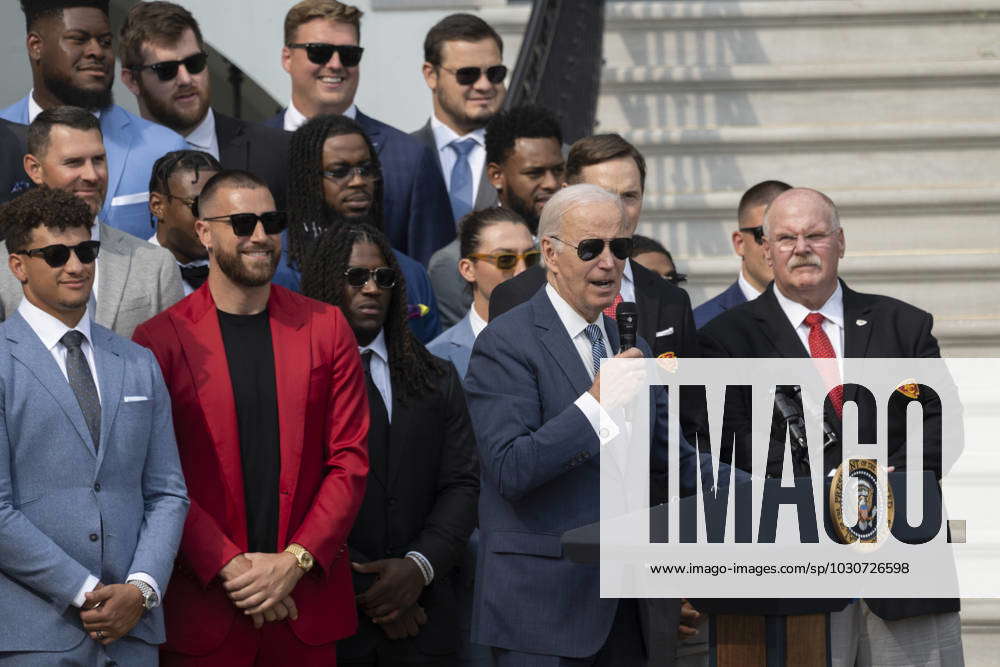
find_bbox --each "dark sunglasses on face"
[665,270,687,285]
[739,225,765,245]
[287,43,364,67]
[323,163,381,184]
[467,249,541,271]
[201,211,288,236]
[550,236,632,262]
[132,52,209,82]
[344,267,397,289]
[440,64,508,86]
[19,240,101,268]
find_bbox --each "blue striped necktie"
[447,138,477,222]
[583,324,606,377]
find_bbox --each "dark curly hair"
[286,114,384,270]
[0,187,93,252]
[300,223,444,402]
[484,104,562,166]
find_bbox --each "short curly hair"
[485,104,562,166]
[0,187,94,253]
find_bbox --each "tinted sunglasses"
[20,240,100,268]
[133,52,209,82]
[288,43,364,67]
[344,267,397,289]
[440,64,508,86]
[739,225,765,245]
[666,270,687,285]
[550,236,632,262]
[202,211,287,236]
[467,249,541,271]
[323,163,381,184]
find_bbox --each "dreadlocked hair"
[287,114,385,270]
[300,222,445,402]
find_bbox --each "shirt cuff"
[72,574,101,608]
[575,392,621,446]
[126,572,161,609]
[405,552,434,586]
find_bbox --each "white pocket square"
[655,327,674,338]
[123,395,149,403]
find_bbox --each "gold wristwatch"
[284,543,315,572]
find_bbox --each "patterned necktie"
[583,324,607,378]
[603,292,624,320]
[804,312,843,416]
[180,264,209,289]
[447,138,477,222]
[61,330,101,450]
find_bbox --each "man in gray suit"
[0,107,184,337]
[0,186,188,665]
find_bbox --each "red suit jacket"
[133,284,369,654]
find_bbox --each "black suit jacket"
[698,280,958,621]
[214,111,290,210]
[339,360,480,659]
[0,120,30,204]
[489,261,699,359]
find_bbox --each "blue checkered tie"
[447,138,477,222]
[583,324,606,378]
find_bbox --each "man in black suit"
[0,120,31,203]
[299,223,479,666]
[698,187,963,666]
[119,2,290,208]
[490,133,698,361]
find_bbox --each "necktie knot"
[584,324,602,345]
[61,330,86,351]
[804,312,825,330]
[448,138,477,158]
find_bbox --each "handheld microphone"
[616,301,638,352]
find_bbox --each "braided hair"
[300,222,445,402]
[287,114,385,270]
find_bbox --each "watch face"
[302,552,314,568]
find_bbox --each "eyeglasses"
[18,240,100,268]
[665,270,687,285]
[322,163,380,184]
[132,52,209,82]
[201,211,288,236]
[287,43,364,67]
[439,64,508,86]
[739,226,765,245]
[344,267,397,289]
[467,249,541,271]
[550,236,632,262]
[772,231,837,253]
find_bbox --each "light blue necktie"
[447,138,477,222]
[584,324,607,378]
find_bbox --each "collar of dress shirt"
[430,115,485,155]
[28,89,101,124]
[468,305,487,339]
[737,269,763,302]
[91,218,101,242]
[184,108,218,158]
[146,234,209,268]
[285,100,356,132]
[17,295,94,353]
[358,327,388,365]
[545,282,608,343]
[773,280,844,333]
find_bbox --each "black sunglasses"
[666,270,687,285]
[344,267,397,289]
[323,163,381,184]
[739,226,765,245]
[202,212,288,236]
[133,52,209,82]
[19,240,100,268]
[287,43,364,67]
[439,64,507,86]
[550,236,632,262]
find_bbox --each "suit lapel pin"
[855,319,868,327]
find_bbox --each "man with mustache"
[2,0,187,241]
[133,169,370,665]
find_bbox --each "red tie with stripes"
[603,293,623,320]
[804,312,843,416]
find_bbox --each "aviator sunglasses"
[287,43,364,67]
[550,236,633,262]
[201,212,288,236]
[18,240,101,268]
[344,267,398,289]
[467,249,541,271]
[132,52,209,82]
[439,65,508,86]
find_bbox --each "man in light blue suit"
[1,0,186,241]
[0,187,188,665]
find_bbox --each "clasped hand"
[221,553,303,628]
[353,557,425,624]
[80,582,144,645]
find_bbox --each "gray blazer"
[0,223,185,338]
[0,310,188,652]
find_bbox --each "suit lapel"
[474,166,497,210]
[630,260,659,344]
[842,282,874,359]
[96,225,130,330]
[100,109,131,217]
[534,290,593,397]
[93,326,123,472]
[753,286,809,357]
[356,111,384,155]
[215,112,249,170]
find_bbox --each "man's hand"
[249,596,300,628]
[353,558,425,622]
[588,348,644,406]
[219,553,253,583]
[223,552,304,615]
[80,584,145,645]
[677,599,703,640]
[379,604,427,640]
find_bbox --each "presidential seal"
[829,459,895,544]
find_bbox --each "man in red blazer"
[133,169,369,666]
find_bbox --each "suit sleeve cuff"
[72,574,100,608]
[405,551,434,586]
[575,392,620,446]
[126,572,161,609]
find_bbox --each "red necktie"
[603,292,623,320]
[804,313,843,416]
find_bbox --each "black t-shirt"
[218,309,281,553]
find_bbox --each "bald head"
[762,188,840,239]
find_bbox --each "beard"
[42,65,113,111]
[139,80,208,134]
[435,86,497,132]
[505,190,540,235]
[305,207,380,241]
[214,241,279,287]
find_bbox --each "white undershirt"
[738,270,763,302]
[284,100,357,132]
[184,108,220,160]
[468,305,487,339]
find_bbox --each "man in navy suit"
[265,0,453,266]
[693,180,791,328]
[2,0,187,241]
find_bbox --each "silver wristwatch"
[127,579,158,611]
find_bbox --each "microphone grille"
[616,301,638,318]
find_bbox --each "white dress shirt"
[430,115,486,197]
[358,329,392,422]
[284,100,357,132]
[773,281,845,360]
[619,259,636,303]
[184,108,220,160]
[27,90,101,124]
[468,304,488,339]
[148,234,207,296]
[738,270,763,302]
[16,298,161,608]
[87,220,101,319]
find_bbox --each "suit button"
[599,428,609,439]
[93,483,101,492]
[89,533,99,542]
